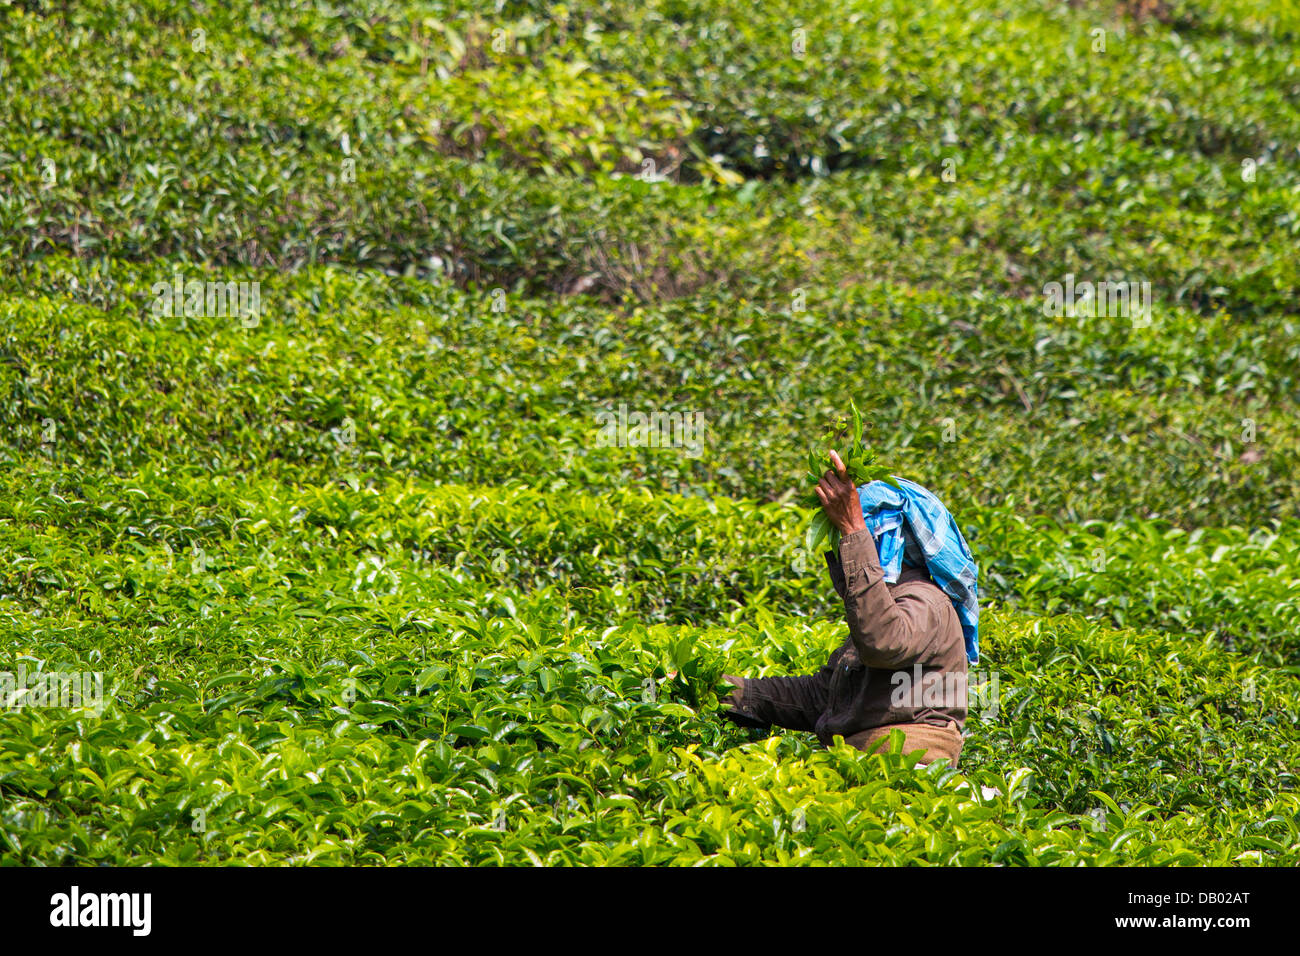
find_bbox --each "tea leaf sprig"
[805,400,901,554]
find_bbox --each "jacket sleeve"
[725,648,842,733]
[837,529,947,669]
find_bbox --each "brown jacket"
[726,528,968,755]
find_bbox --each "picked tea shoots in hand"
[805,399,900,554]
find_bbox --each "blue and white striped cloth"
[857,477,980,664]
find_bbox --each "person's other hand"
[815,449,867,536]
[720,674,744,708]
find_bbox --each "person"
[720,450,974,768]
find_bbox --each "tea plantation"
[0,0,1297,865]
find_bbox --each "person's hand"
[815,449,867,536]
[720,674,744,708]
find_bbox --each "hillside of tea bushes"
[0,0,1297,865]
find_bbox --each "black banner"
[0,865,1283,944]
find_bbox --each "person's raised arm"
[816,450,944,669]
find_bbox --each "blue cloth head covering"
[856,477,980,664]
